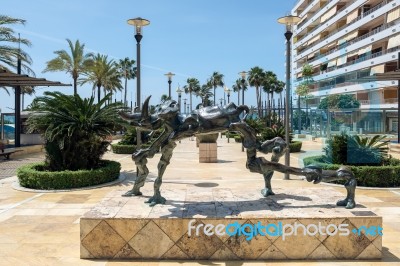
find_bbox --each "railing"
[296,45,400,84]
[385,98,398,103]
[359,100,371,105]
[296,0,392,57]
[305,20,398,65]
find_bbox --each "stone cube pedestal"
[199,143,217,163]
[80,187,382,260]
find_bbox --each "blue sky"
[1,0,297,113]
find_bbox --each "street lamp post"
[176,87,183,113]
[278,14,301,180]
[225,86,232,104]
[219,98,224,106]
[183,98,187,115]
[165,72,175,98]
[239,71,247,106]
[127,17,150,111]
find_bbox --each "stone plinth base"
[80,187,382,260]
[199,143,217,163]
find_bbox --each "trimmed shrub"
[17,160,121,190]
[111,143,136,154]
[234,136,242,143]
[289,141,302,153]
[303,155,400,187]
[226,132,240,138]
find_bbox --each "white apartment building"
[291,0,400,133]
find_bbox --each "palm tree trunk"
[190,91,193,112]
[73,77,78,95]
[124,76,128,107]
[213,87,216,106]
[256,86,261,117]
[97,85,101,103]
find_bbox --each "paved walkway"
[0,137,399,265]
[0,153,45,180]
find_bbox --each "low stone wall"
[80,187,382,260]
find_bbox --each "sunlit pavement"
[0,137,399,265]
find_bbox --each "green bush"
[226,132,240,138]
[17,160,121,190]
[111,143,136,154]
[119,127,137,145]
[289,141,302,153]
[234,136,242,143]
[303,155,400,187]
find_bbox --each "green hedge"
[303,155,400,187]
[289,141,302,153]
[111,143,136,154]
[234,136,242,143]
[17,160,121,190]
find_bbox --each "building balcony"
[295,0,395,61]
[301,19,400,69]
[295,45,400,84]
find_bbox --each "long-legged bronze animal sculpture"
[119,97,356,209]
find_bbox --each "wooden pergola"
[0,69,71,147]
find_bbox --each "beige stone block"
[154,219,188,242]
[210,245,239,260]
[258,244,288,259]
[106,219,148,242]
[113,243,141,259]
[356,243,382,259]
[307,243,336,259]
[161,245,189,259]
[129,220,174,259]
[81,220,126,258]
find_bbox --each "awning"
[307,52,316,59]
[346,30,359,41]
[387,7,400,23]
[307,34,320,45]
[387,34,400,50]
[347,49,359,57]
[321,6,337,23]
[327,59,337,67]
[0,69,71,87]
[358,45,372,55]
[370,64,385,75]
[336,54,348,66]
[347,9,359,24]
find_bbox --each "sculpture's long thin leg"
[146,141,177,206]
[123,129,171,197]
[123,154,149,196]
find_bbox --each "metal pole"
[241,79,245,106]
[168,80,172,98]
[284,29,293,180]
[298,96,301,134]
[135,34,142,111]
[398,52,400,143]
[178,94,181,113]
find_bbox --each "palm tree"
[80,54,121,103]
[209,71,224,106]
[160,94,171,103]
[116,57,136,107]
[183,78,200,112]
[232,78,248,105]
[27,91,124,171]
[43,39,93,95]
[248,66,265,117]
[0,15,33,75]
[196,83,213,107]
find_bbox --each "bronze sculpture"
[119,96,356,209]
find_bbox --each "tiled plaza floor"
[0,137,399,265]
